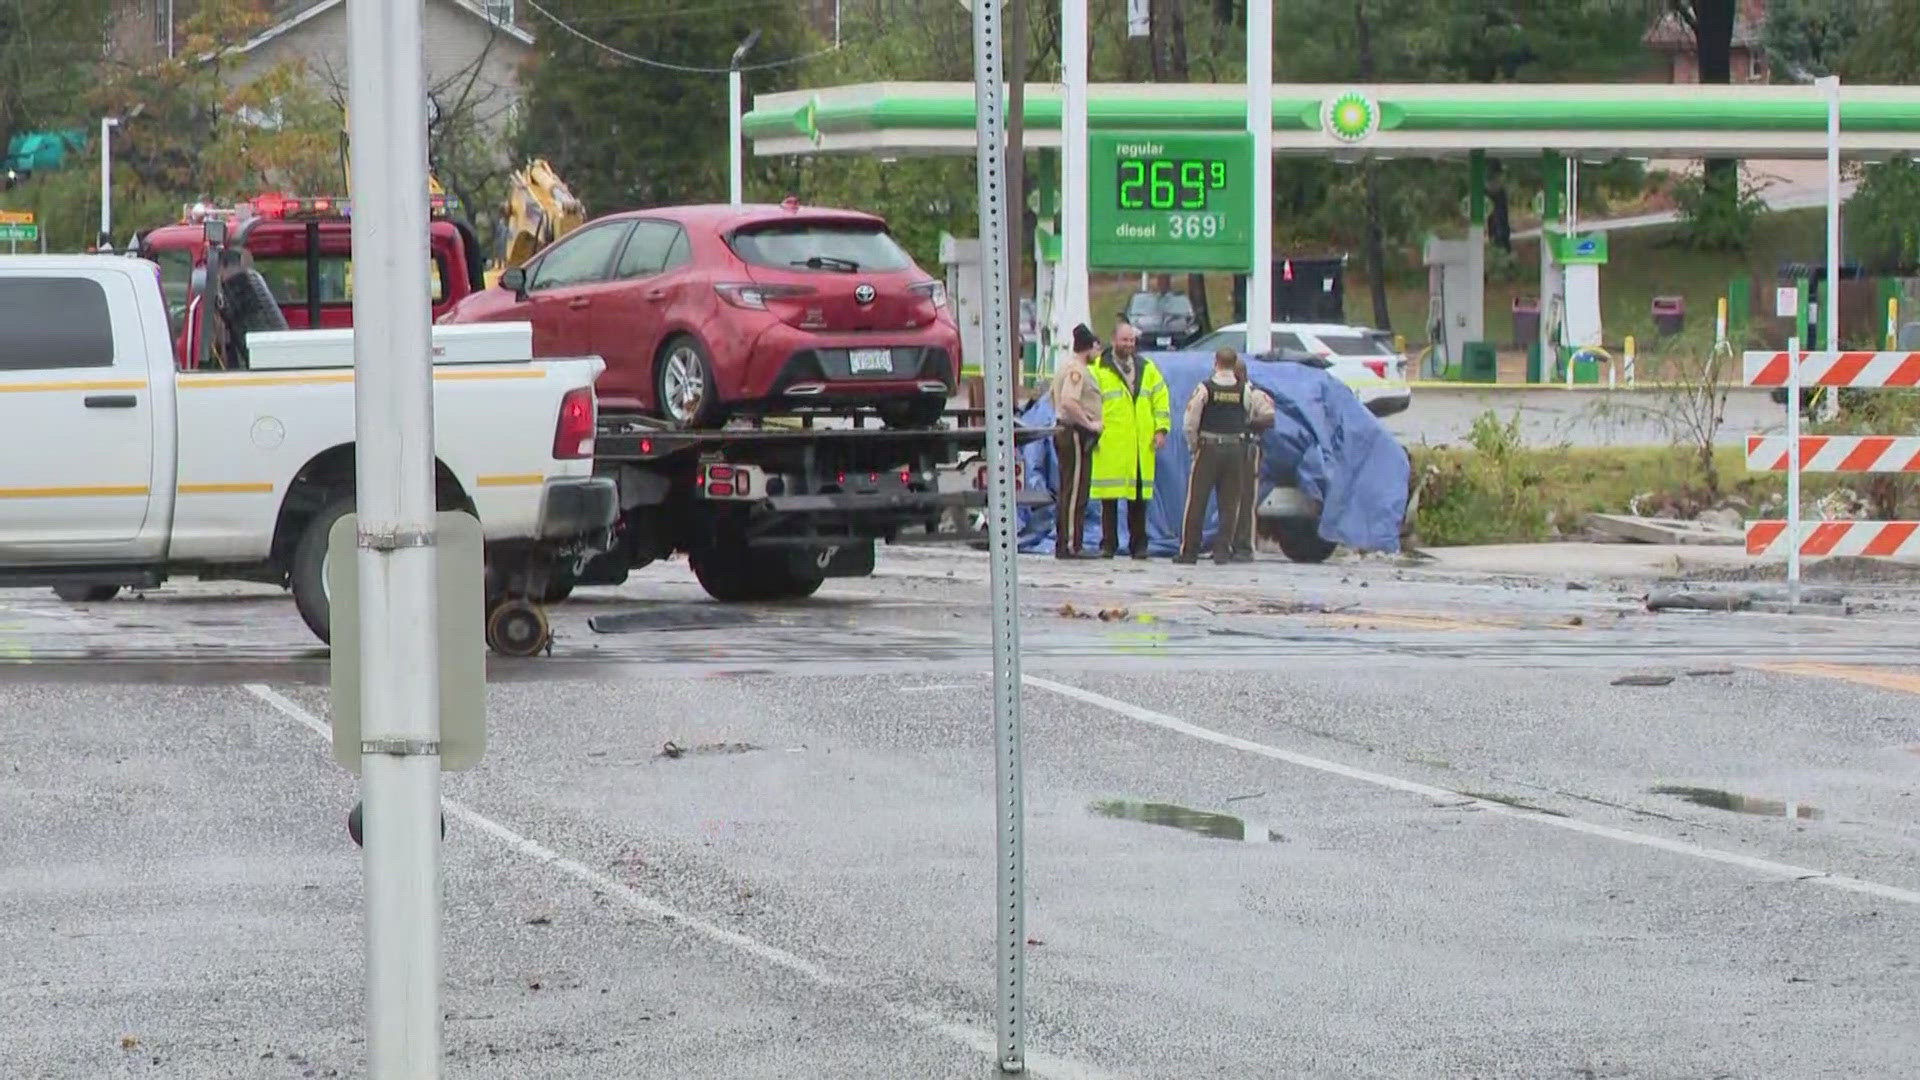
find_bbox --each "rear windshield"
[0,276,114,370]
[1317,332,1393,356]
[730,221,913,273]
[254,255,448,305]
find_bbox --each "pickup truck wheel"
[1275,518,1339,564]
[880,398,947,429]
[542,579,575,603]
[53,585,119,603]
[291,497,353,645]
[657,336,721,429]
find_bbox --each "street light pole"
[345,0,444,1074]
[729,30,762,208]
[1059,0,1088,342]
[1244,0,1272,355]
[1820,75,1841,425]
[99,117,120,250]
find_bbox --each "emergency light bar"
[180,191,463,225]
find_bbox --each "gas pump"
[1544,229,1607,380]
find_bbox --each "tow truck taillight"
[701,464,759,499]
[553,387,595,459]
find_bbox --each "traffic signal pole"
[345,1,446,1075]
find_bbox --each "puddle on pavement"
[1090,799,1282,843]
[1651,785,1820,820]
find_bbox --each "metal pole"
[1058,0,1088,341]
[1821,75,1841,424]
[99,117,118,248]
[346,1,443,1076]
[166,0,175,58]
[729,31,760,210]
[970,0,1025,1071]
[1244,0,1272,356]
[728,69,744,207]
[1786,333,1802,606]
[1006,0,1027,391]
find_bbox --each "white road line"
[242,683,1119,1080]
[1025,675,1920,908]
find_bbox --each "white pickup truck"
[0,255,616,655]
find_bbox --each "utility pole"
[99,117,120,251]
[1244,0,1272,355]
[345,0,445,1074]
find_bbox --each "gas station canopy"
[745,82,1920,160]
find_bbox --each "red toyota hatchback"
[442,200,960,428]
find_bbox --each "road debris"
[1612,674,1675,687]
[658,741,762,760]
[1587,513,1742,546]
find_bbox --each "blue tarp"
[1016,351,1410,556]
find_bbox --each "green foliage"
[518,0,815,212]
[1411,411,1551,545]
[0,0,113,151]
[1763,0,1881,80]
[1847,160,1920,273]
[1670,166,1768,253]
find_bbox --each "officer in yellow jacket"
[1090,321,1172,559]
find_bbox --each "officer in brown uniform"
[1228,358,1275,561]
[1175,347,1276,564]
[1049,324,1104,558]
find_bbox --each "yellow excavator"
[485,159,586,288]
[337,110,584,288]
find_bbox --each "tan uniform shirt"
[1050,352,1105,433]
[1183,370,1276,446]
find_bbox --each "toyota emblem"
[854,283,876,305]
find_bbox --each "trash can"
[1460,340,1498,383]
[1651,296,1685,336]
[1511,296,1541,349]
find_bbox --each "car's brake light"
[909,280,948,309]
[1364,360,1387,379]
[553,386,595,459]
[715,282,815,310]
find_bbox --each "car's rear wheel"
[656,335,722,429]
[52,584,119,603]
[1275,518,1339,564]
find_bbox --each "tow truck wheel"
[53,585,120,603]
[688,542,764,602]
[485,599,550,657]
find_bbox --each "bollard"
[1889,296,1900,350]
[1623,335,1636,387]
[1715,296,1728,347]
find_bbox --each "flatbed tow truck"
[574,408,1049,603]
[137,194,1053,622]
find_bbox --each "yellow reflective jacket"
[1089,353,1172,499]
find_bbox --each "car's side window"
[613,220,681,280]
[529,223,629,291]
[1273,332,1307,353]
[0,276,115,371]
[661,227,691,272]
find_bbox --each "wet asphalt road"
[4,546,1920,1078]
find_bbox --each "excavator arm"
[489,159,585,286]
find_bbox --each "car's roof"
[1207,321,1381,336]
[595,203,888,233]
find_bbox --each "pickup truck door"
[0,266,159,558]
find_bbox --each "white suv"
[1184,321,1411,417]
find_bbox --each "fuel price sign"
[1088,131,1254,271]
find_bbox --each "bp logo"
[1321,91,1379,143]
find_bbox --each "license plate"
[849,348,892,374]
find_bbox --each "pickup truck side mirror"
[500,266,527,297]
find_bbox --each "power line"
[523,0,841,74]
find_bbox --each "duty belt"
[1196,432,1243,444]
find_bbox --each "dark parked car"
[1123,290,1203,350]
